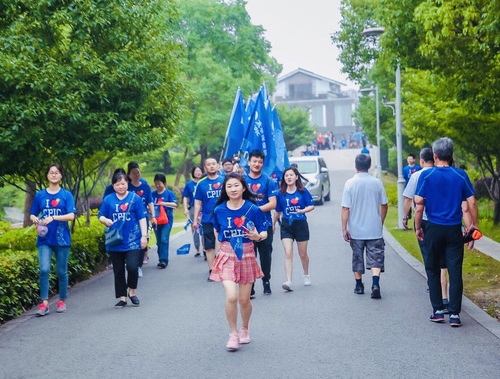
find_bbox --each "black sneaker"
[157,261,167,269]
[194,252,201,258]
[354,282,364,295]
[370,285,381,299]
[263,282,272,295]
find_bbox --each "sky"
[245,0,358,90]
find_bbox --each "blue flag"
[241,84,276,176]
[223,88,246,160]
[176,243,191,255]
[271,106,290,180]
[230,237,243,260]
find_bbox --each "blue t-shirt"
[104,177,147,198]
[415,166,474,226]
[152,189,177,224]
[194,175,223,223]
[182,180,198,208]
[30,188,76,247]
[403,164,422,184]
[246,174,278,227]
[213,200,267,243]
[276,188,315,221]
[98,192,147,252]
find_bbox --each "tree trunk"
[23,181,36,227]
[163,150,172,174]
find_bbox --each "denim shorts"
[350,238,385,274]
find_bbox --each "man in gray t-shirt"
[341,154,388,299]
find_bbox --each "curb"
[383,228,500,339]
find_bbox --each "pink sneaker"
[36,303,49,317]
[239,327,250,344]
[226,332,239,351]
[56,300,67,313]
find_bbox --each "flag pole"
[220,87,241,163]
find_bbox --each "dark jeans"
[424,222,463,314]
[109,249,140,298]
[254,226,273,283]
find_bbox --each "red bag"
[155,198,169,225]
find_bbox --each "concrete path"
[1,149,499,379]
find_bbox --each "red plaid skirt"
[209,241,264,284]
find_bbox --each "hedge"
[0,216,107,324]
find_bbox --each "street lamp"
[359,87,382,181]
[361,26,405,229]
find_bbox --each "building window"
[289,84,312,100]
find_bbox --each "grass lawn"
[382,175,500,321]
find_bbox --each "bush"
[0,217,107,324]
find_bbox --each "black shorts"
[202,222,216,250]
[280,218,309,242]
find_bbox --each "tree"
[274,104,315,151]
[170,0,281,180]
[379,0,500,223]
[0,0,185,224]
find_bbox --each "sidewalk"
[384,228,500,338]
[474,235,500,262]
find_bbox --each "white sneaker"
[282,281,293,292]
[138,267,143,278]
[303,275,311,286]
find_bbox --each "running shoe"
[56,300,66,313]
[429,310,445,323]
[36,303,49,317]
[303,275,311,286]
[449,314,462,327]
[226,332,239,352]
[282,281,293,292]
[239,327,250,344]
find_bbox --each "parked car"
[289,156,330,205]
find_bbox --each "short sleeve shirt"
[152,189,177,223]
[213,200,267,243]
[403,167,430,220]
[341,173,388,240]
[246,174,278,226]
[98,192,147,252]
[182,180,198,208]
[30,188,76,247]
[415,166,474,226]
[275,188,315,221]
[194,175,223,223]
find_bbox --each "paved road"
[1,150,499,379]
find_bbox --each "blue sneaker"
[429,310,445,322]
[449,314,462,327]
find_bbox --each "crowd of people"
[28,136,479,351]
[301,131,369,156]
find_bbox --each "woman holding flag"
[209,172,267,352]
